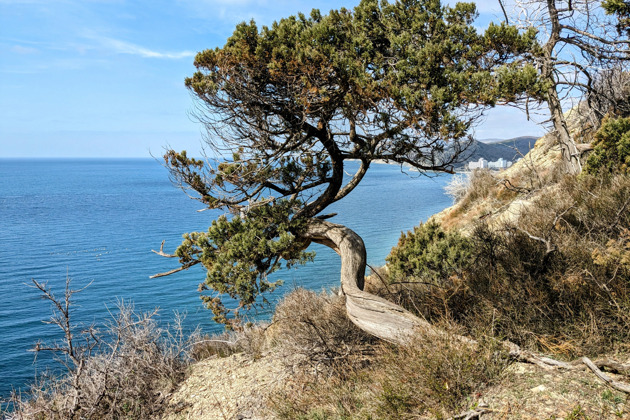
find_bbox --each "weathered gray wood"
[305,219,437,345]
[304,219,630,396]
[583,357,630,394]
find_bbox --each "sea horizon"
[0,158,454,400]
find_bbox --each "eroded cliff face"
[433,106,595,234]
[432,133,560,232]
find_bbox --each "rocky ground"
[481,360,630,419]
[160,348,630,419]
[161,351,289,420]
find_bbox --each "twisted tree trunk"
[303,220,630,397]
[304,218,437,345]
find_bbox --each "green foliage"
[388,174,630,354]
[164,0,544,327]
[181,0,541,202]
[187,0,539,122]
[603,0,630,36]
[175,201,314,328]
[387,221,473,284]
[584,116,630,176]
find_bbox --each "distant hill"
[456,136,538,168]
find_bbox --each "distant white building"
[468,158,488,169]
[488,158,512,169]
[468,157,512,170]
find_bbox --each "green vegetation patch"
[585,116,630,176]
[386,221,473,285]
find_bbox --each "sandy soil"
[161,349,630,420]
[161,351,291,420]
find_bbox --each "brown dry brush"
[189,323,270,361]
[271,304,508,420]
[271,288,375,375]
[470,174,630,354]
[387,173,630,356]
[6,278,196,419]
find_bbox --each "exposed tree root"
[449,407,493,420]
[305,219,444,344]
[304,218,630,396]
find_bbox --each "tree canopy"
[603,0,630,36]
[500,0,630,173]
[159,0,540,327]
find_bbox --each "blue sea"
[0,158,452,401]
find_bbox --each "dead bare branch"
[150,261,201,279]
[583,356,630,394]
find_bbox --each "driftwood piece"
[583,357,630,394]
[449,407,492,420]
[595,359,630,376]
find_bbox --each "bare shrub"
[271,288,373,372]
[272,323,507,419]
[457,169,499,210]
[7,278,195,419]
[586,67,630,125]
[444,173,470,204]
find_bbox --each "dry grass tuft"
[456,169,500,212]
[272,320,508,419]
[271,288,374,373]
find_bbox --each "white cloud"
[11,45,39,54]
[97,37,196,59]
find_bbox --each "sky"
[0,0,547,158]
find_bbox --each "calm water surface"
[0,158,452,399]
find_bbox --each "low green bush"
[383,173,630,355]
[585,116,630,176]
[386,221,473,285]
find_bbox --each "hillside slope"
[435,132,563,231]
[162,118,630,419]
